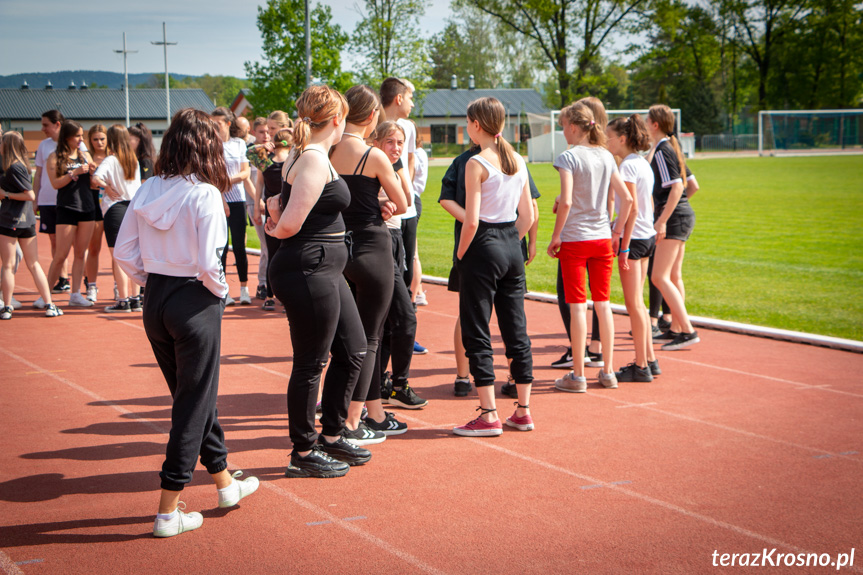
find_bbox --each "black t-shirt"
[650,140,692,212]
[0,162,35,229]
[57,157,94,213]
[139,157,154,181]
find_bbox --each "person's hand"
[547,235,562,258]
[88,163,96,175]
[266,196,282,222]
[264,216,277,236]
[552,195,560,214]
[104,184,120,200]
[380,200,396,221]
[618,252,630,272]
[611,230,622,255]
[252,205,263,226]
[263,142,275,152]
[654,220,666,242]
[526,242,537,265]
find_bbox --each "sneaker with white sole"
[152,502,203,538]
[388,384,428,409]
[505,403,534,431]
[342,421,387,446]
[217,470,259,508]
[453,408,502,437]
[69,292,94,307]
[661,331,700,351]
[555,371,587,393]
[551,348,573,369]
[225,295,236,306]
[0,306,12,320]
[255,284,267,300]
[414,291,428,306]
[363,411,408,436]
[239,286,252,305]
[262,298,276,311]
[32,296,47,309]
[585,347,604,367]
[129,295,143,311]
[104,299,132,313]
[86,284,98,302]
[598,370,619,389]
[45,303,63,318]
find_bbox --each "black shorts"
[665,211,695,241]
[0,225,36,239]
[627,237,656,260]
[38,205,57,234]
[92,189,103,222]
[56,206,96,226]
[448,262,459,293]
[103,201,130,248]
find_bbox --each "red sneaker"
[453,413,503,437]
[505,410,534,431]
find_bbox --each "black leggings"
[400,214,418,292]
[222,201,248,283]
[458,223,532,386]
[344,223,394,402]
[263,214,281,299]
[379,228,417,387]
[269,238,366,453]
[557,260,602,343]
[142,274,228,491]
[647,254,670,319]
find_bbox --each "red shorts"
[558,239,613,304]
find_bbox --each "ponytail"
[608,114,651,152]
[560,102,608,148]
[668,134,687,182]
[466,96,521,176]
[496,134,518,176]
[648,104,686,177]
[293,85,348,151]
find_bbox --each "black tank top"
[280,148,350,240]
[262,158,284,199]
[57,155,94,213]
[341,147,384,228]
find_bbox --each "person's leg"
[264,228,281,299]
[558,242,589,378]
[639,259,657,363]
[19,236,54,306]
[556,260,571,340]
[85,220,103,288]
[70,221,96,295]
[0,237,16,306]
[454,317,469,378]
[247,203,268,292]
[46,223,76,288]
[620,258,649,366]
[652,240,694,333]
[647,254,663,326]
[400,216,418,293]
[228,202,248,288]
[411,246,424,303]
[669,242,686,328]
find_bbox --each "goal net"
[758,110,863,156]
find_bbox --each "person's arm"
[610,175,635,271]
[231,161,251,186]
[32,168,42,204]
[653,147,684,241]
[113,196,147,286]
[266,153,327,239]
[547,168,572,258]
[515,177,534,240]
[457,159,483,260]
[47,153,86,190]
[1,165,36,202]
[371,148,408,215]
[252,169,265,225]
[396,165,412,207]
[197,194,230,298]
[686,174,699,199]
[440,199,465,223]
[526,198,539,265]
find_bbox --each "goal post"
[758,109,863,156]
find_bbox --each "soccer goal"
[528,108,682,163]
[758,109,863,156]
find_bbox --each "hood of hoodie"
[133,176,200,231]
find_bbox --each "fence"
[700,134,759,152]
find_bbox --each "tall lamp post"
[114,33,138,127]
[305,0,311,87]
[151,22,178,126]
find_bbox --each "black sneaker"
[285,446,350,478]
[453,377,471,397]
[585,347,604,367]
[319,435,372,466]
[389,384,428,409]
[551,348,573,369]
[262,298,276,311]
[363,412,408,436]
[52,278,71,294]
[661,331,700,351]
[615,363,654,383]
[500,378,518,398]
[654,330,678,341]
[129,295,143,311]
[104,299,132,313]
[657,316,671,331]
[380,371,393,404]
[648,359,662,377]
[255,284,267,300]
[342,421,387,445]
[651,325,663,339]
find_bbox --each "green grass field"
[247,155,863,341]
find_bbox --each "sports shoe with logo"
[239,286,252,305]
[217,470,259,507]
[45,303,63,318]
[661,331,700,351]
[414,291,428,306]
[555,371,587,393]
[105,299,132,313]
[453,408,502,437]
[388,384,428,409]
[52,278,71,294]
[285,446,350,478]
[262,298,276,311]
[363,411,407,436]
[69,292,94,307]
[342,421,386,446]
[551,348,573,369]
[255,284,267,300]
[153,502,203,538]
[615,363,653,383]
[129,295,143,311]
[225,295,236,306]
[413,341,428,355]
[0,306,12,320]
[585,347,604,367]
[319,435,372,466]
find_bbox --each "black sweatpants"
[458,222,533,386]
[222,201,248,283]
[379,228,417,388]
[400,213,418,292]
[142,273,228,492]
[269,237,366,453]
[344,223,394,402]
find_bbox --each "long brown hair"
[1,131,29,173]
[608,114,651,152]
[560,102,607,147]
[128,123,155,161]
[345,85,380,126]
[268,110,293,130]
[156,108,230,192]
[576,96,608,131]
[87,124,107,156]
[293,85,348,151]
[648,104,686,179]
[106,124,138,181]
[55,120,84,177]
[466,97,518,175]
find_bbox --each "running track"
[1,239,861,574]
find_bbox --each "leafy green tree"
[351,0,429,86]
[245,0,352,116]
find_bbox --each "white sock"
[218,479,237,494]
[156,508,178,521]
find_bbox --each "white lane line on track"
[615,402,658,408]
[0,347,450,575]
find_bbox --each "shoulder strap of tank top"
[284,150,302,179]
[354,147,373,175]
[296,147,336,181]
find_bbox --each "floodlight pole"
[114,33,138,127]
[151,22,178,126]
[305,0,311,87]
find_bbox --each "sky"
[0,0,453,78]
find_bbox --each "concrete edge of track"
[238,247,863,353]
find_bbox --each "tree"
[245,0,351,116]
[466,0,646,108]
[351,0,429,85]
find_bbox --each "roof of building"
[419,88,549,118]
[0,88,216,121]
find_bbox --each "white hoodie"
[114,175,229,298]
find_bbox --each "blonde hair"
[576,97,608,130]
[268,110,293,129]
[648,104,687,180]
[560,102,607,147]
[106,124,138,181]
[372,121,405,144]
[1,131,29,173]
[293,85,348,150]
[466,97,518,176]
[87,124,107,156]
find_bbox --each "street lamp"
[151,22,178,126]
[114,33,138,127]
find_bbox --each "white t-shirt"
[222,137,248,203]
[617,153,656,240]
[553,145,617,243]
[34,138,88,206]
[412,146,428,198]
[470,154,527,223]
[94,155,142,215]
[396,119,418,219]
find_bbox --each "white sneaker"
[32,296,47,309]
[217,470,259,508]
[86,284,98,302]
[239,286,252,305]
[152,503,204,538]
[415,291,428,306]
[45,303,64,317]
[69,292,94,307]
[225,295,236,306]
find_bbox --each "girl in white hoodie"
[114,108,258,538]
